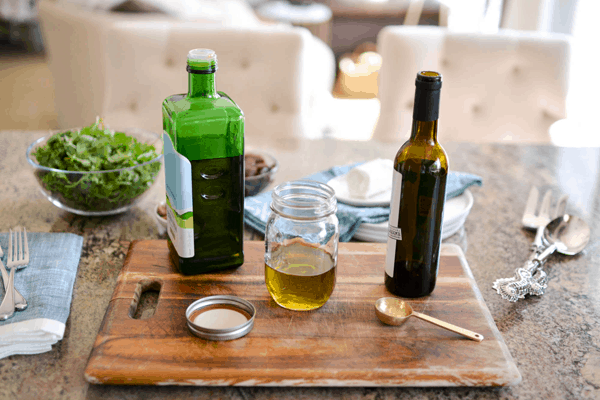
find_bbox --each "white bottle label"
[163,132,194,258]
[385,169,403,277]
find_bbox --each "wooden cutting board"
[84,240,521,386]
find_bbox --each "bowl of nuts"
[154,200,168,233]
[245,150,278,197]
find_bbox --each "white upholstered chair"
[500,0,579,34]
[38,0,336,141]
[373,26,572,143]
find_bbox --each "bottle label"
[385,169,403,277]
[163,132,194,258]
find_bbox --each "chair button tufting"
[271,104,280,113]
[240,59,250,69]
[130,101,138,112]
[542,109,553,119]
[165,58,175,68]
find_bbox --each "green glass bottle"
[384,71,448,298]
[162,49,244,275]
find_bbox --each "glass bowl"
[245,150,278,197]
[26,128,163,216]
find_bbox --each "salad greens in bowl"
[26,119,163,216]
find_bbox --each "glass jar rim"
[271,179,337,220]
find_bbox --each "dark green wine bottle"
[162,49,244,275]
[384,71,448,297]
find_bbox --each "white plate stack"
[352,189,474,243]
[326,160,476,243]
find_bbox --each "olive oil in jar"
[265,242,336,311]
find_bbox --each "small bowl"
[154,200,168,231]
[245,150,278,197]
[26,128,163,216]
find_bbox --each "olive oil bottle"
[162,49,244,275]
[384,71,448,297]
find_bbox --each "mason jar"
[264,180,339,311]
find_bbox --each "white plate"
[443,189,474,226]
[354,218,465,243]
[327,175,392,207]
[353,189,473,242]
[356,189,474,234]
[352,230,386,242]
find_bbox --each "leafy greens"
[32,118,161,212]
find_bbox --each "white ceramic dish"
[356,190,473,233]
[353,189,474,242]
[442,189,474,226]
[326,174,391,207]
[353,218,465,242]
[327,173,476,216]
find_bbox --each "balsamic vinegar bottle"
[162,49,244,275]
[384,71,448,298]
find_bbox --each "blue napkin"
[244,163,482,242]
[0,232,83,358]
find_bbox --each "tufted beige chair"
[373,26,572,143]
[38,0,336,141]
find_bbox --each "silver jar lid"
[186,295,256,341]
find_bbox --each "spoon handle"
[411,312,484,342]
[525,243,557,274]
[534,243,558,264]
[0,265,15,320]
[0,260,26,310]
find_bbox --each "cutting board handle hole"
[129,279,162,320]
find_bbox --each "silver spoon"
[374,297,484,342]
[536,214,591,262]
[493,214,590,302]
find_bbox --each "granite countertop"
[0,131,599,400]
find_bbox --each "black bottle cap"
[415,71,442,90]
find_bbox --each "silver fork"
[0,228,30,320]
[522,187,569,255]
[0,236,27,314]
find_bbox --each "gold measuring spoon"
[375,297,484,342]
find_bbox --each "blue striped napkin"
[0,232,83,359]
[244,162,482,242]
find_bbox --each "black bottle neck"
[413,80,440,122]
[410,78,441,143]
